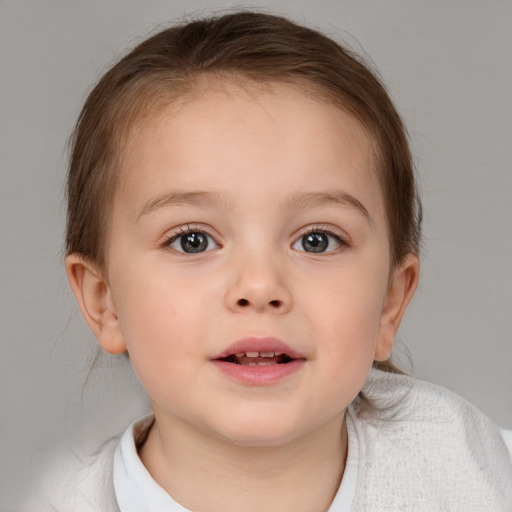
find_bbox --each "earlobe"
[65,254,127,355]
[374,254,420,361]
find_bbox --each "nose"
[224,254,293,314]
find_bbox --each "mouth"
[212,336,305,364]
[218,350,296,366]
[210,337,306,384]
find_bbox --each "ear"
[65,254,127,354]
[374,254,420,361]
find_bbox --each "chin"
[208,415,312,448]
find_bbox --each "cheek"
[117,295,204,409]
[109,260,211,378]
[306,278,386,408]
[301,262,388,353]
[112,254,199,330]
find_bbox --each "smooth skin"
[66,82,419,512]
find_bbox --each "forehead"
[115,81,384,223]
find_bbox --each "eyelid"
[161,224,221,253]
[292,224,350,252]
[296,224,349,241]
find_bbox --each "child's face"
[94,83,415,445]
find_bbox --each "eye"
[292,230,345,253]
[166,230,218,254]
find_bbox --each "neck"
[140,410,348,512]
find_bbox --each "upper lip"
[211,336,306,360]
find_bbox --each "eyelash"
[162,225,219,253]
[293,225,349,253]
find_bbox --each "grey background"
[1,0,511,509]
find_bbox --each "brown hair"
[66,11,422,374]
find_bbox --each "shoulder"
[361,369,505,429]
[349,370,512,511]
[21,435,120,512]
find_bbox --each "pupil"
[181,232,207,253]
[302,233,328,253]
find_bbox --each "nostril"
[234,298,284,309]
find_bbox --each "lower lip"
[211,359,305,385]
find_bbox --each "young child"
[29,11,512,512]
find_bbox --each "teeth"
[274,351,283,356]
[235,351,277,358]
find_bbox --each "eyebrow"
[137,188,373,225]
[137,190,233,220]
[281,190,374,226]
